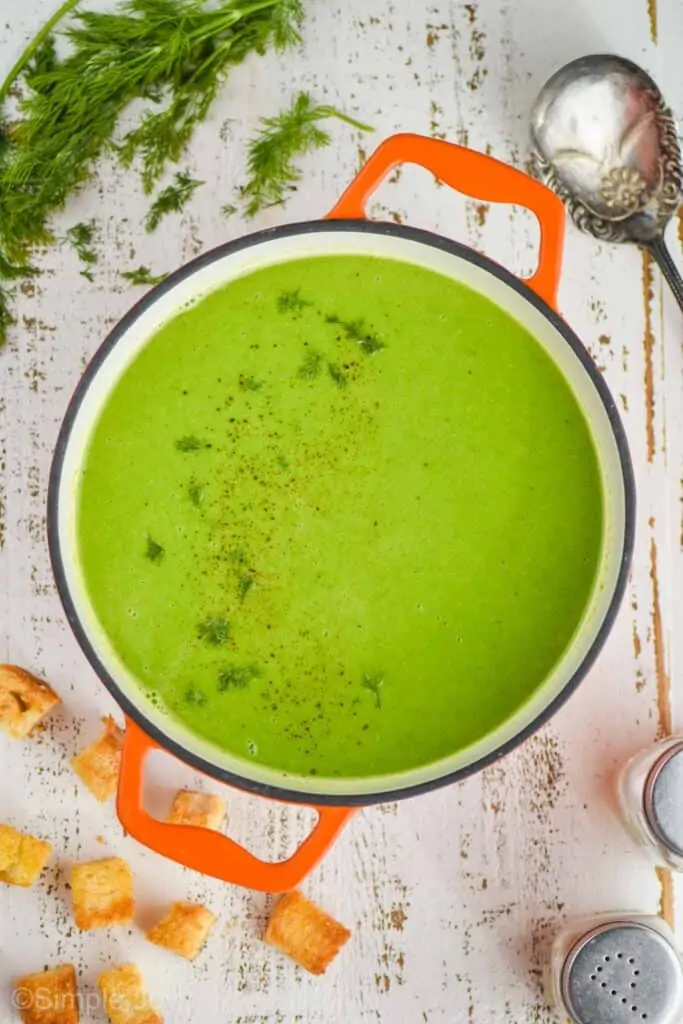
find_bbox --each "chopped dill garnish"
[297,350,321,380]
[239,374,264,392]
[188,479,204,506]
[237,573,255,601]
[65,221,97,281]
[145,536,164,563]
[220,203,238,220]
[175,435,210,452]
[217,664,261,692]
[145,171,203,232]
[328,362,348,388]
[197,616,230,646]
[327,314,385,355]
[362,672,384,710]
[241,91,373,217]
[184,685,208,707]
[277,288,310,314]
[121,266,167,286]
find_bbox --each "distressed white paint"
[1,1,683,1021]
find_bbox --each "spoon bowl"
[530,54,683,309]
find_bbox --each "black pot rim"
[47,218,636,807]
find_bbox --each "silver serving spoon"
[530,54,683,311]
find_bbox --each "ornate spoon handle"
[646,236,683,313]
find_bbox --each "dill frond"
[121,265,168,286]
[145,171,203,231]
[241,91,373,217]
[66,220,98,280]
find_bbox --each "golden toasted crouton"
[98,964,162,1024]
[0,824,52,887]
[71,717,124,802]
[166,790,225,831]
[14,964,79,1024]
[265,891,351,975]
[0,823,22,870]
[0,664,60,739]
[71,857,133,930]
[146,901,217,960]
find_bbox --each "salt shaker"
[617,737,683,869]
[547,914,683,1024]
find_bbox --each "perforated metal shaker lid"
[561,921,683,1024]
[644,742,683,857]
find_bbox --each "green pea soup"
[76,254,604,779]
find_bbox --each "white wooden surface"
[2,1,683,1021]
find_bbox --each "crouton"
[146,901,217,960]
[0,664,60,739]
[14,963,79,1024]
[71,717,124,802]
[0,824,52,887]
[98,964,162,1024]
[71,857,133,930]
[265,891,351,975]
[0,823,22,871]
[166,790,225,831]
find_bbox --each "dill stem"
[0,0,83,105]
[318,107,374,133]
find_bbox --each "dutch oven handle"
[117,718,354,892]
[327,132,566,310]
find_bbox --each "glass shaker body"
[617,737,683,870]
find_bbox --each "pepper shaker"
[547,914,683,1024]
[617,736,683,869]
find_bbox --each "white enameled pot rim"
[47,219,636,806]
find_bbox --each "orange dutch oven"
[48,134,634,891]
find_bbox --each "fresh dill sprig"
[0,0,81,107]
[220,202,238,219]
[65,221,98,281]
[121,266,168,286]
[145,172,203,232]
[118,0,304,193]
[0,0,304,343]
[241,91,373,217]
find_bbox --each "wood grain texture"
[1,1,683,1021]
